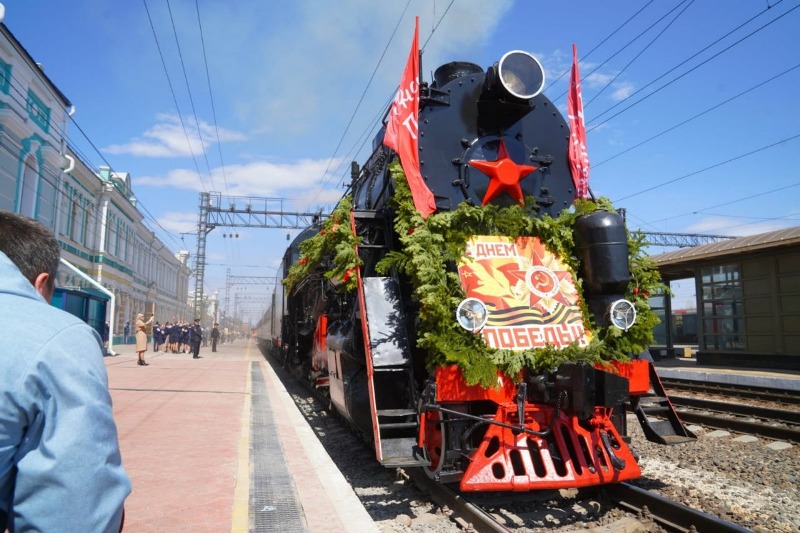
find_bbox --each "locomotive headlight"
[609,299,637,331]
[456,298,488,333]
[478,51,545,133]
[497,51,545,100]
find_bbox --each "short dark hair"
[0,210,60,289]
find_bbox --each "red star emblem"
[468,139,537,205]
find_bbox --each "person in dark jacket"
[210,323,220,352]
[189,319,203,359]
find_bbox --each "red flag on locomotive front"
[567,44,590,200]
[383,17,437,218]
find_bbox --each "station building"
[0,18,191,348]
[652,226,800,370]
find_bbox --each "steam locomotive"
[257,50,694,491]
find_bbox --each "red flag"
[567,44,590,200]
[383,17,436,218]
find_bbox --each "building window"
[700,264,744,351]
[0,60,11,95]
[84,206,94,248]
[19,154,38,217]
[26,90,51,134]
[69,200,80,242]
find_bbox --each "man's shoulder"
[0,291,96,338]
[0,292,102,373]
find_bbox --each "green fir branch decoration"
[283,196,362,293]
[380,162,664,387]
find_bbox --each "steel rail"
[661,378,800,406]
[674,408,800,442]
[403,467,510,533]
[604,482,752,533]
[670,395,800,424]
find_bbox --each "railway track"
[669,396,800,442]
[404,467,752,532]
[262,345,777,531]
[661,377,800,406]
[604,482,752,533]
[657,378,800,442]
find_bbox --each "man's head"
[194,318,200,325]
[0,210,60,302]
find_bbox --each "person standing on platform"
[0,210,130,532]
[135,312,154,366]
[153,321,162,352]
[189,318,203,359]
[211,322,220,352]
[123,320,130,344]
[168,320,180,353]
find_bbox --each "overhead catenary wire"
[586,0,798,131]
[165,0,217,192]
[194,0,230,197]
[544,0,656,93]
[556,0,693,103]
[328,0,456,195]
[141,0,210,194]
[614,133,800,203]
[313,0,414,198]
[583,0,695,107]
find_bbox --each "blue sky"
[3,0,799,318]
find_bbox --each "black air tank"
[574,211,630,295]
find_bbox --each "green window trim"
[0,60,10,94]
[26,89,51,133]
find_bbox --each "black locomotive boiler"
[257,50,694,491]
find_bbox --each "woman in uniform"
[135,312,154,366]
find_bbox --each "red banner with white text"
[567,44,590,200]
[382,17,436,218]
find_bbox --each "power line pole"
[192,192,325,322]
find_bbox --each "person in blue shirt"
[0,211,130,532]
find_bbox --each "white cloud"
[155,211,198,234]
[134,156,345,199]
[585,72,615,88]
[611,82,635,101]
[104,113,246,158]
[224,0,513,137]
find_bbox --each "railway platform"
[104,339,378,533]
[653,355,800,391]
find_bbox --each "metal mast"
[193,192,211,319]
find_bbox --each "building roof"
[652,226,800,269]
[0,22,72,107]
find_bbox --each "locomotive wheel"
[423,409,446,478]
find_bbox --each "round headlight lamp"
[609,299,637,331]
[497,50,545,99]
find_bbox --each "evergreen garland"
[283,196,362,293]
[281,163,666,388]
[377,162,666,387]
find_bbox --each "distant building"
[0,16,191,346]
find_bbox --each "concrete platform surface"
[105,339,377,532]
